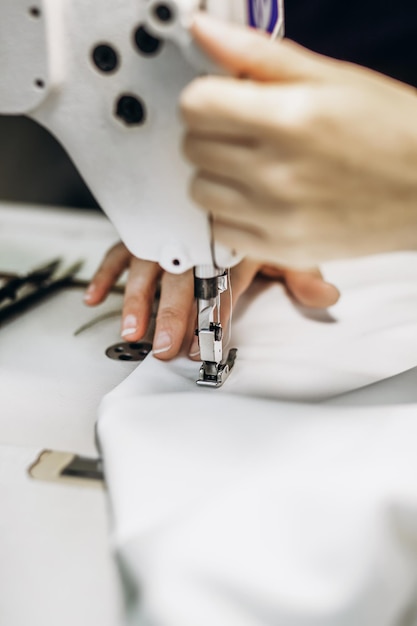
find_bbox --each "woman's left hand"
[180,13,417,266]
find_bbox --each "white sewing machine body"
[0,0,284,385]
[0,0,283,273]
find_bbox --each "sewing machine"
[0,0,284,386]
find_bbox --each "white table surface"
[0,202,136,626]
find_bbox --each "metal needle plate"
[106,341,152,362]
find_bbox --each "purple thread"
[248,0,279,33]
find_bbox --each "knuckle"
[125,283,154,306]
[180,77,210,119]
[258,164,299,205]
[271,89,318,137]
[157,305,186,325]
[122,295,145,315]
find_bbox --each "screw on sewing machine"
[134,26,163,56]
[92,44,119,73]
[28,6,41,18]
[115,94,146,126]
[27,5,45,87]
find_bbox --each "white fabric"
[98,252,417,626]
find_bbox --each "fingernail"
[83,284,96,303]
[188,337,200,358]
[121,314,138,338]
[325,283,341,304]
[152,331,172,355]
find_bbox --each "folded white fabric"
[98,252,417,626]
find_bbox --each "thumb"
[191,12,329,83]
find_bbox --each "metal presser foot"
[194,265,238,388]
[197,348,238,388]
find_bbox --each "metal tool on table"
[0,0,284,387]
[0,258,60,301]
[0,258,84,324]
[29,450,104,488]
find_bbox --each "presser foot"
[196,348,238,388]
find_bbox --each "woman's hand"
[84,242,339,360]
[180,14,417,266]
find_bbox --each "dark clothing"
[285,0,417,87]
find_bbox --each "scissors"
[0,258,84,324]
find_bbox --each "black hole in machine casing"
[154,4,174,23]
[134,25,163,56]
[115,94,146,126]
[29,6,41,18]
[92,44,119,73]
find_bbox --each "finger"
[181,76,312,140]
[259,264,316,280]
[278,267,340,308]
[220,258,260,328]
[284,269,340,308]
[120,259,161,341]
[181,75,268,137]
[213,218,266,261]
[84,242,130,306]
[153,269,195,360]
[183,133,256,182]
[191,172,263,231]
[187,312,201,361]
[191,12,330,82]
